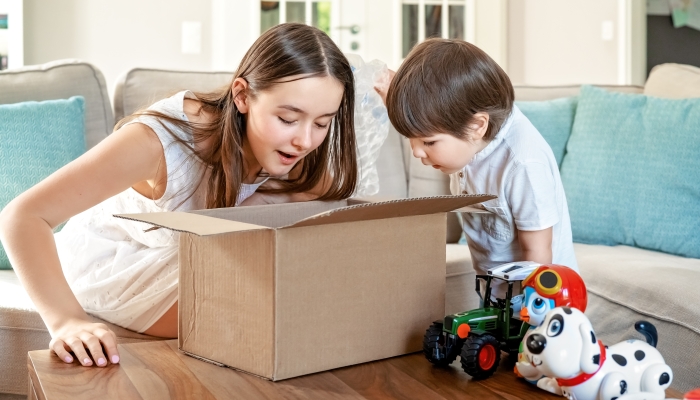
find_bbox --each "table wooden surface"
[28,340,684,400]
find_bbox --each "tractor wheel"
[423,321,463,367]
[460,334,501,379]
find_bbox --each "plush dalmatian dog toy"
[524,307,673,400]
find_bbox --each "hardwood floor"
[28,340,683,399]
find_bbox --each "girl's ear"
[468,112,490,141]
[232,78,250,114]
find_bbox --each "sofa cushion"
[445,244,479,315]
[645,63,700,99]
[515,96,577,167]
[0,60,112,149]
[0,97,86,269]
[0,270,163,395]
[576,243,700,392]
[113,68,233,124]
[561,85,700,258]
[375,126,408,198]
[514,85,643,101]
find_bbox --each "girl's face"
[235,75,344,179]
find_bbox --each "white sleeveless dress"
[55,91,267,332]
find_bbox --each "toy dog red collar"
[556,341,607,387]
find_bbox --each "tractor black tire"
[422,321,463,367]
[460,334,501,379]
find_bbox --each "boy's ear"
[232,78,250,114]
[469,112,490,141]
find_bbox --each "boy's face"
[409,133,489,174]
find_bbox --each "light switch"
[601,20,614,41]
[182,21,202,54]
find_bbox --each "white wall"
[508,0,622,86]
[475,0,507,71]
[22,0,646,96]
[23,0,214,96]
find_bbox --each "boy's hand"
[49,318,119,367]
[374,69,396,106]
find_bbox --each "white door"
[211,0,479,71]
[258,0,368,59]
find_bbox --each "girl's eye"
[316,123,329,129]
[278,117,294,125]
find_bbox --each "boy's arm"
[518,227,553,264]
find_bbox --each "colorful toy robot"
[514,264,588,393]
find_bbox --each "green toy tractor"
[423,262,540,379]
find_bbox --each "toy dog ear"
[578,319,600,374]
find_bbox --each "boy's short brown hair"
[386,38,514,141]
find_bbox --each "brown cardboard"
[116,194,494,380]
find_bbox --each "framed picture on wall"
[0,0,23,71]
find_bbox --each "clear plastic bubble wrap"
[348,54,391,197]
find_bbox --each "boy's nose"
[410,141,426,159]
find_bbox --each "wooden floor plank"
[166,341,365,400]
[331,356,447,400]
[386,353,508,400]
[27,349,142,400]
[118,341,216,400]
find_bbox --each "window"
[260,1,333,36]
[401,0,473,58]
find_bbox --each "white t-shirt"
[450,105,578,276]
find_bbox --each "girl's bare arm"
[0,122,164,367]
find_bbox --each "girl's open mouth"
[277,150,299,165]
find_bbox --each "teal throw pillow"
[561,85,700,258]
[0,96,86,269]
[516,96,578,167]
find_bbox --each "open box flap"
[114,211,268,236]
[282,194,496,229]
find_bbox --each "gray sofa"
[1,59,699,398]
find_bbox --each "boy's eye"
[278,117,294,125]
[423,141,436,147]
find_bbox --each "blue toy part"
[522,286,556,327]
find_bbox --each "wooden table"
[28,340,684,399]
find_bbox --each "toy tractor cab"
[423,261,541,379]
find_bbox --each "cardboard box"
[117,194,493,380]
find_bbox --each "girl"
[0,23,357,368]
[377,38,578,293]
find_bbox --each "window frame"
[259,0,340,43]
[393,0,474,65]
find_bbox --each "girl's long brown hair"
[117,23,357,209]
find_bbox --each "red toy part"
[522,264,588,312]
[685,389,700,400]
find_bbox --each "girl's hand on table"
[50,318,119,367]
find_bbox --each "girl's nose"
[292,125,313,151]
